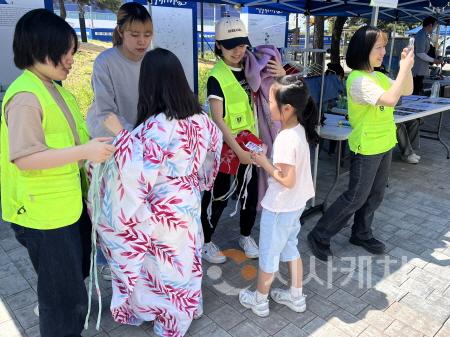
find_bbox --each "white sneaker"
[239,236,259,259]
[98,265,112,281]
[202,242,226,264]
[401,154,419,164]
[239,289,269,317]
[270,288,306,313]
[33,304,39,317]
[412,153,421,161]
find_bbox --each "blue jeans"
[11,206,91,337]
[311,150,392,246]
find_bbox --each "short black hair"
[423,16,437,28]
[13,9,78,69]
[346,26,385,71]
[136,48,202,126]
[214,42,223,57]
[326,63,344,78]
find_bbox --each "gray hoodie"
[87,47,142,138]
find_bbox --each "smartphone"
[245,141,263,154]
[407,37,415,52]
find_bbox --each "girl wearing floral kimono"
[90,48,222,336]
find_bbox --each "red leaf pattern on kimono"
[114,130,134,169]
[165,285,200,314]
[147,195,188,231]
[137,306,181,337]
[89,113,222,335]
[149,238,184,275]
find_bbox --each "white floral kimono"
[88,113,222,336]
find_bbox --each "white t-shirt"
[349,72,393,106]
[260,124,315,212]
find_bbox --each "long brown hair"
[112,2,152,47]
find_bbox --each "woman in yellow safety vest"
[0,9,114,336]
[308,26,414,261]
[200,17,285,264]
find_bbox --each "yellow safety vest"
[347,70,397,155]
[1,70,89,229]
[209,59,257,135]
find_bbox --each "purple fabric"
[244,45,282,207]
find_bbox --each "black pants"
[413,75,424,95]
[11,205,92,337]
[201,164,258,243]
[310,150,392,246]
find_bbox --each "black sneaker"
[307,232,332,261]
[349,237,385,255]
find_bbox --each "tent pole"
[311,52,327,208]
[201,2,204,59]
[388,21,397,74]
[370,6,379,26]
[305,15,310,49]
[304,15,310,66]
[443,26,448,59]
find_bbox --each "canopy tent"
[191,1,450,23]
[406,24,450,35]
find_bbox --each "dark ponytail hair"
[112,2,152,47]
[273,75,319,144]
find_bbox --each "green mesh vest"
[346,70,397,155]
[209,59,257,135]
[1,70,89,229]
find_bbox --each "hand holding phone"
[245,141,263,154]
[407,37,415,52]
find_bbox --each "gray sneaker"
[401,154,419,164]
[202,242,226,264]
[270,288,306,313]
[239,289,269,317]
[238,236,259,259]
[98,265,112,281]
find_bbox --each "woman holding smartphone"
[308,26,414,260]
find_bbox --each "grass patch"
[64,45,100,118]
[198,61,213,105]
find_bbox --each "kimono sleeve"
[112,129,163,220]
[198,118,223,191]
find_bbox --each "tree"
[58,0,66,19]
[313,16,325,65]
[377,20,418,36]
[330,16,347,65]
[95,0,121,13]
[74,0,121,43]
[76,0,89,42]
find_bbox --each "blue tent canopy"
[193,1,450,24]
[407,24,450,35]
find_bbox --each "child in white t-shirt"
[239,75,319,317]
